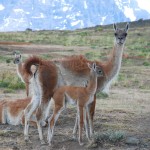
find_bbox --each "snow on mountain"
[114,0,136,21]
[0,4,5,10]
[0,0,149,31]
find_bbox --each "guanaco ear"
[113,23,117,31]
[125,23,129,32]
[92,62,96,70]
[87,63,92,69]
[14,53,17,58]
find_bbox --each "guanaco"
[0,97,32,125]
[13,52,30,96]
[47,62,104,146]
[53,23,129,131]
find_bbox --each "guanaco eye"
[114,33,117,36]
[124,33,127,36]
[98,70,102,74]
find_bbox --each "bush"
[0,72,25,90]
[94,130,125,144]
[143,61,150,66]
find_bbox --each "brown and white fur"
[0,98,31,125]
[0,97,49,127]
[23,56,65,144]
[13,53,30,96]
[47,63,103,146]
[54,23,129,127]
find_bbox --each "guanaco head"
[88,62,103,77]
[13,52,22,64]
[113,23,129,45]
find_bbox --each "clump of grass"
[85,51,102,60]
[0,72,25,90]
[41,54,53,60]
[78,31,88,36]
[3,89,15,93]
[0,130,22,137]
[118,74,126,81]
[94,130,125,144]
[95,26,103,32]
[143,61,150,66]
[96,92,109,99]
[0,55,8,63]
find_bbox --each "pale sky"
[136,0,150,13]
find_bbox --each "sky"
[136,0,150,13]
[0,0,150,13]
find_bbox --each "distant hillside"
[102,19,150,29]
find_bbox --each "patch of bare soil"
[0,43,93,56]
[0,44,150,150]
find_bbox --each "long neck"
[86,72,97,95]
[16,62,25,82]
[105,41,124,81]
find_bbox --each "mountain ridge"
[0,0,150,31]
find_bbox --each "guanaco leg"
[47,102,65,145]
[73,94,96,139]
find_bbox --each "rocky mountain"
[0,0,150,31]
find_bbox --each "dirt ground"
[0,44,150,150]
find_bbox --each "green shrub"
[96,92,109,99]
[95,26,103,32]
[0,72,25,90]
[94,130,125,143]
[78,32,88,36]
[143,61,150,66]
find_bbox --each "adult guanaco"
[23,56,65,144]
[54,23,129,130]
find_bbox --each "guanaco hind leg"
[47,104,65,145]
[73,112,78,139]
[24,96,40,142]
[77,105,84,145]
[36,120,45,144]
[89,94,96,135]
[83,107,91,142]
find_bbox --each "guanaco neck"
[86,72,97,95]
[104,41,125,82]
[16,62,25,83]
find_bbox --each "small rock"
[125,137,140,145]
[12,145,19,150]
[86,140,98,149]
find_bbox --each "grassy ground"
[0,23,150,150]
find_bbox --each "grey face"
[95,66,104,77]
[88,63,104,77]
[114,23,129,45]
[13,54,21,64]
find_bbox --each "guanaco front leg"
[84,107,90,142]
